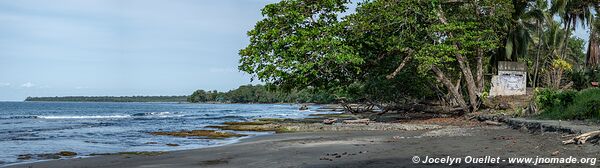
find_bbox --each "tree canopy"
[240,0,514,112]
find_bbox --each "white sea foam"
[37,115,131,119]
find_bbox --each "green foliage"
[566,88,600,119]
[534,88,576,110]
[537,88,600,120]
[567,69,589,90]
[188,85,336,104]
[240,0,515,108]
[239,0,361,90]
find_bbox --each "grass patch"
[150,130,246,139]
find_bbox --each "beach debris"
[166,143,180,146]
[58,151,77,157]
[342,119,371,125]
[322,118,337,125]
[551,151,560,156]
[493,136,514,140]
[319,157,333,161]
[199,158,230,165]
[484,120,503,126]
[562,131,600,145]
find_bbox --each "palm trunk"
[533,22,543,88]
[561,19,572,59]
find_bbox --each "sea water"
[0,102,322,165]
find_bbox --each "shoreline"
[8,118,600,168]
[2,133,273,168]
[0,102,334,167]
[0,105,341,167]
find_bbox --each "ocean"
[0,102,322,165]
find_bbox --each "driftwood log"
[483,120,503,126]
[562,131,600,145]
[322,119,337,125]
[343,119,371,124]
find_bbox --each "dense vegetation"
[536,88,600,120]
[239,0,600,114]
[188,85,335,104]
[25,96,188,102]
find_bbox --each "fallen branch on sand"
[562,131,600,145]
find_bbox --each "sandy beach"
[7,121,600,168]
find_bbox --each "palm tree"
[529,0,549,87]
[503,0,540,61]
[550,0,594,60]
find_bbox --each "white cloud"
[21,82,35,88]
[0,82,10,87]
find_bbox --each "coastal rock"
[497,102,511,110]
[17,154,32,160]
[166,143,180,146]
[37,153,61,159]
[150,130,246,139]
[58,151,77,157]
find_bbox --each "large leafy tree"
[239,0,361,91]
[240,0,513,113]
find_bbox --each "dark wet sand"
[7,126,600,168]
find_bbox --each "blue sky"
[0,0,280,101]
[0,0,591,101]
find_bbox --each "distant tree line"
[24,85,339,104]
[188,84,336,104]
[25,96,188,102]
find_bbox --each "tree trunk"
[436,5,479,112]
[561,19,572,59]
[533,22,543,88]
[476,48,484,92]
[432,66,468,111]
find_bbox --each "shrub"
[564,88,600,119]
[534,88,576,110]
[537,88,600,120]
